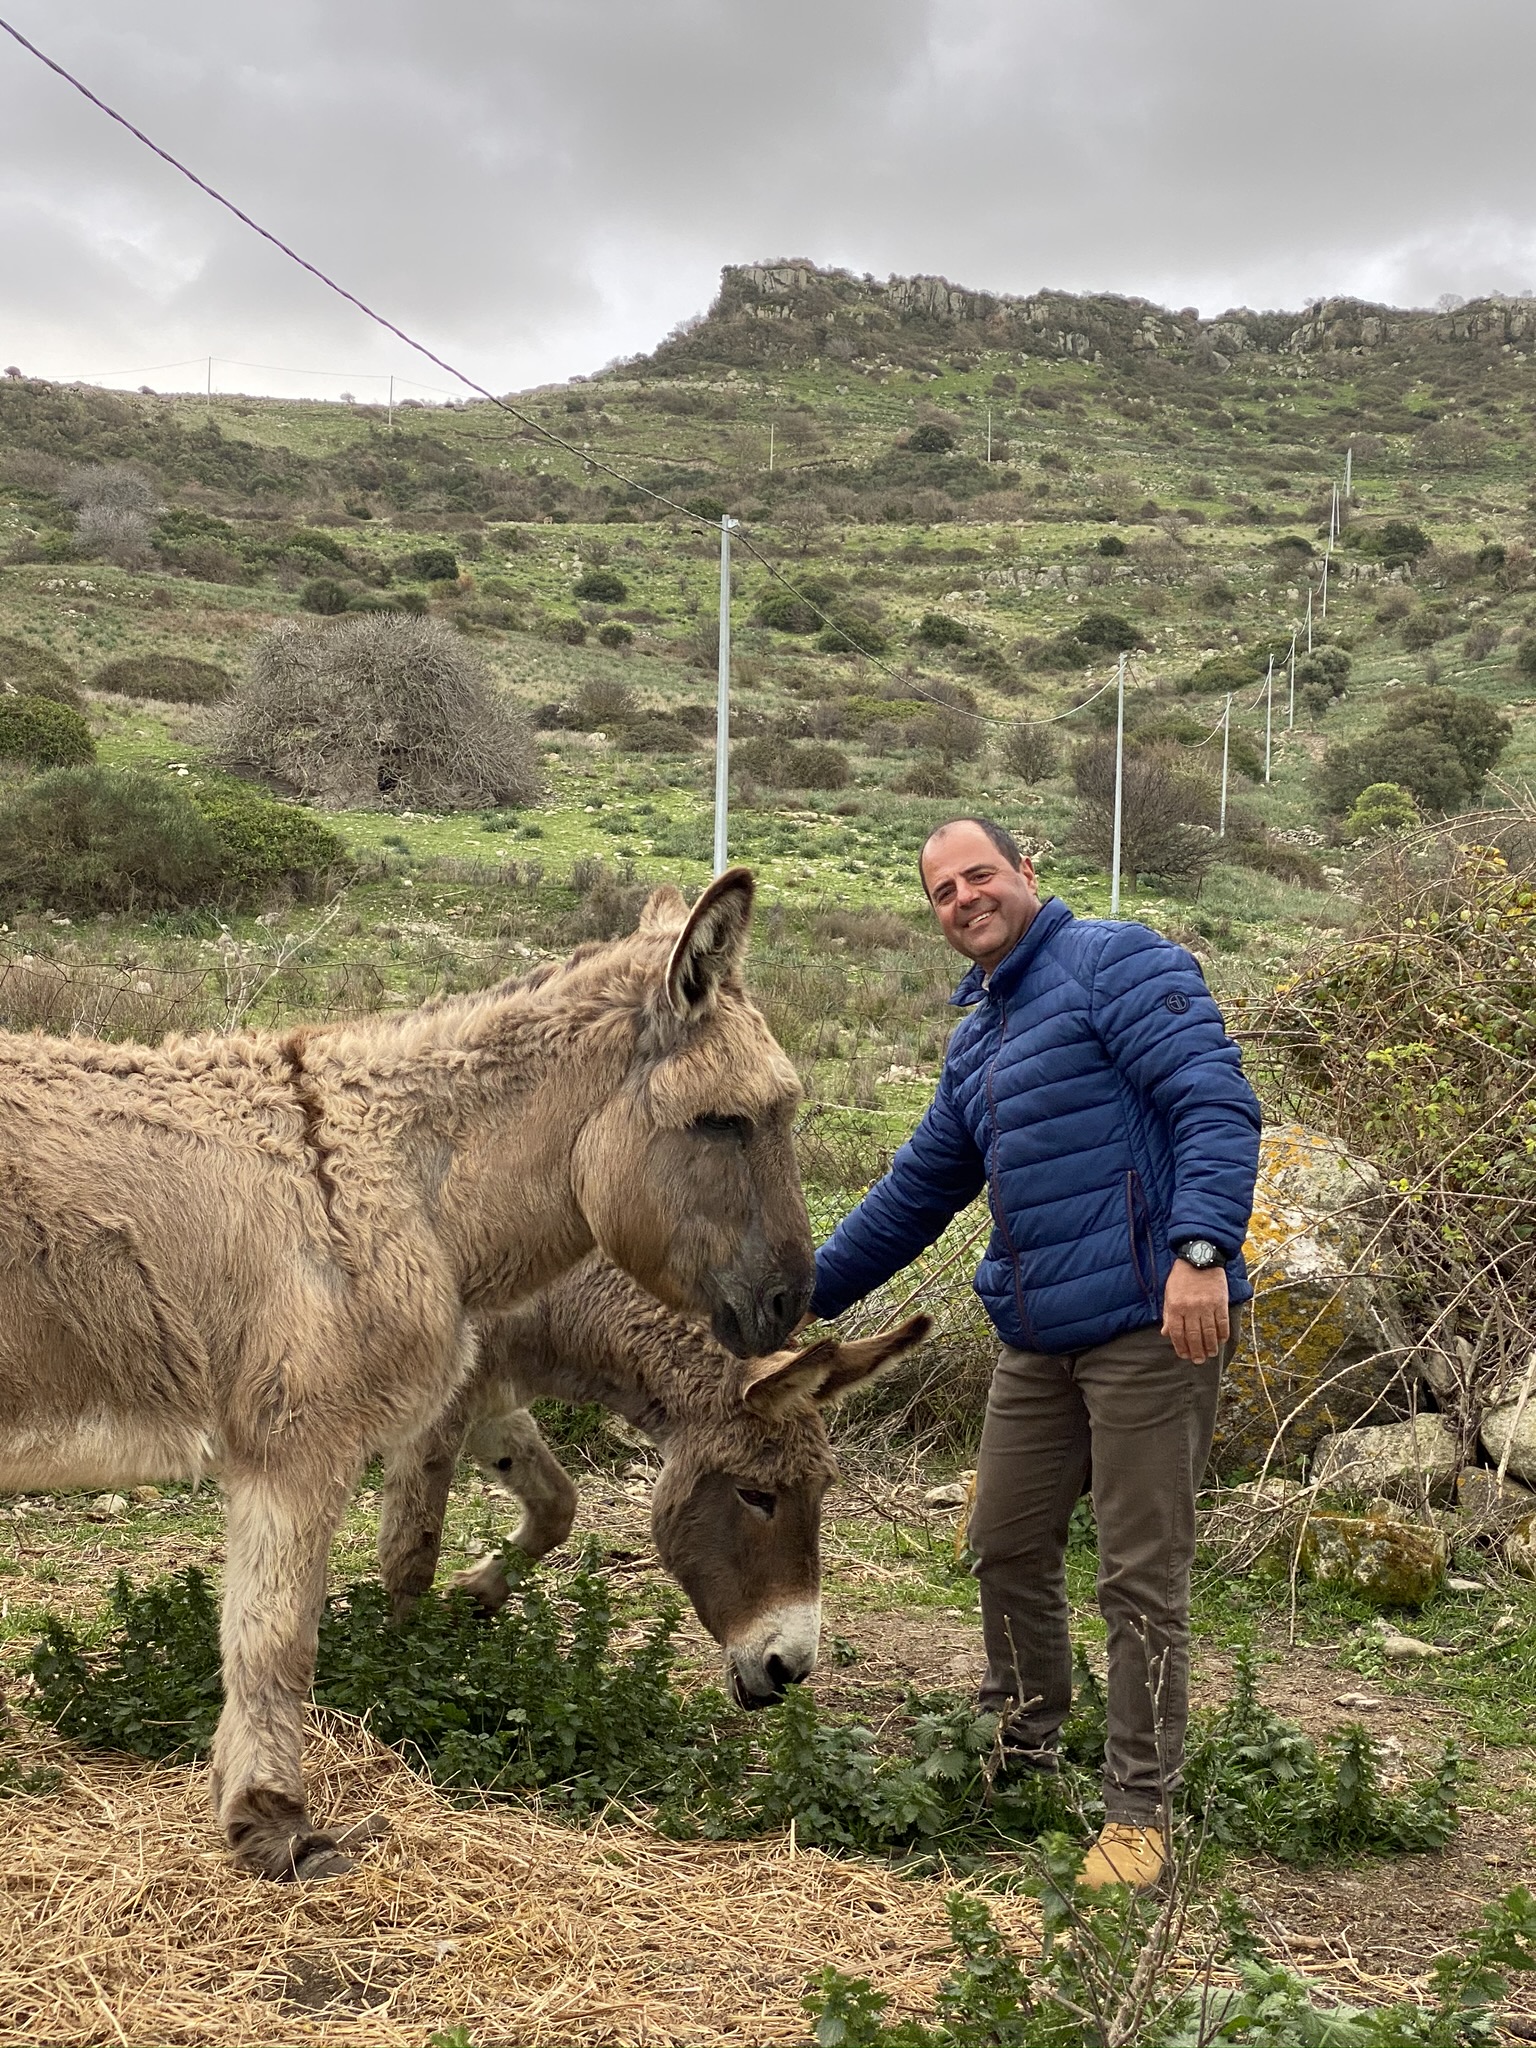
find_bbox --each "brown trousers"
[968,1319,1234,1824]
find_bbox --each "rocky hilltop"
[640,260,1536,377]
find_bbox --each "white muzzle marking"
[726,1598,822,1704]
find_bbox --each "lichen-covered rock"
[1456,1467,1536,1540]
[1506,1514,1536,1578]
[1480,1396,1536,1487]
[1215,1125,1410,1476]
[1312,1416,1461,1506]
[1299,1512,1447,1607]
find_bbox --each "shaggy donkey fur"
[379,1256,933,1705]
[0,871,812,1879]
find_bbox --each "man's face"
[921,823,1040,971]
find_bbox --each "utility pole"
[1264,655,1274,784]
[1344,444,1353,501]
[1321,549,1331,621]
[1109,654,1127,916]
[1219,692,1232,836]
[712,515,738,877]
[1287,630,1297,729]
[986,408,993,464]
[1329,482,1339,546]
[1306,583,1314,654]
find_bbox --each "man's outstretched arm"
[812,1069,986,1321]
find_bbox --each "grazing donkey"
[0,871,814,1878]
[378,1256,934,1706]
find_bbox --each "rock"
[1298,1512,1447,1607]
[131,1485,162,1504]
[1456,1467,1536,1539]
[1375,1624,1457,1660]
[1312,1416,1461,1507]
[1217,1126,1412,1475]
[1480,1393,1536,1486]
[924,1474,975,1509]
[1506,1515,1536,1579]
[1334,1691,1384,1709]
[1445,1576,1489,1593]
[90,1492,129,1517]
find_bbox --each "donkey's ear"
[637,885,688,933]
[665,867,755,1020]
[742,1313,933,1418]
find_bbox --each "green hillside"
[0,260,1532,1049]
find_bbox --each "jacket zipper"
[985,1033,1037,1349]
[1125,1169,1158,1311]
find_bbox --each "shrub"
[571,675,637,728]
[1068,739,1218,889]
[1346,781,1418,836]
[401,545,459,582]
[999,719,1060,783]
[91,654,233,703]
[0,635,83,708]
[1300,681,1335,722]
[1355,519,1431,567]
[685,495,727,523]
[908,702,984,762]
[1463,621,1501,660]
[574,567,627,603]
[1375,587,1414,624]
[0,693,95,768]
[1072,610,1143,654]
[299,576,351,616]
[907,424,956,453]
[914,611,971,647]
[1385,688,1513,782]
[597,621,633,648]
[1095,532,1127,556]
[733,736,849,789]
[1318,729,1472,816]
[617,714,697,754]
[188,781,346,898]
[284,527,348,564]
[816,610,889,657]
[757,587,821,633]
[1517,634,1536,681]
[1293,647,1351,698]
[893,757,961,796]
[0,767,221,914]
[1402,607,1453,650]
[221,614,543,810]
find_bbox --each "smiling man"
[812,817,1261,1890]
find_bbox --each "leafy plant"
[0,766,224,915]
[298,576,352,615]
[92,654,233,703]
[0,692,95,768]
[574,567,627,602]
[0,633,83,707]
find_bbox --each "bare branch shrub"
[219,615,543,810]
[1067,740,1218,889]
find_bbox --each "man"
[812,818,1261,1890]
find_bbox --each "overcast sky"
[3,0,1534,402]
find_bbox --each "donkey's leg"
[378,1393,469,1622]
[211,1454,362,1881]
[453,1405,579,1613]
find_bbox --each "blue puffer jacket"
[812,898,1262,1354]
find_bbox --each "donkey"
[0,871,813,1879]
[377,1256,933,1707]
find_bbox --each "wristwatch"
[1174,1238,1224,1270]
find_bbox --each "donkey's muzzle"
[710,1264,814,1359]
[726,1601,821,1708]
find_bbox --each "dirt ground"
[3,1462,1535,2043]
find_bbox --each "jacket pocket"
[1125,1170,1159,1311]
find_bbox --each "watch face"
[1181,1240,1220,1268]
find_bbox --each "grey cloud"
[1,0,1533,397]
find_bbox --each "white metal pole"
[1321,549,1330,621]
[1344,444,1352,499]
[1288,630,1297,729]
[712,516,737,877]
[1219,692,1231,837]
[1109,654,1126,915]
[1264,655,1274,785]
[1306,584,1314,653]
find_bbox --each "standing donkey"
[377,1256,934,1706]
[0,871,812,1878]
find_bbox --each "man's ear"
[742,1314,934,1419]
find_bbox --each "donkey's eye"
[693,1113,752,1141]
[735,1487,776,1518]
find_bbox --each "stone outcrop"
[1299,1512,1447,1607]
[1480,1389,1536,1486]
[1215,1126,1410,1477]
[1312,1416,1461,1507]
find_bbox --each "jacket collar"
[949,895,1073,1008]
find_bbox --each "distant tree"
[1072,610,1144,654]
[914,612,971,647]
[1068,740,1218,891]
[400,546,459,582]
[1346,782,1417,836]
[907,423,956,453]
[299,578,351,616]
[1000,718,1060,783]
[1095,533,1127,557]
[574,567,627,603]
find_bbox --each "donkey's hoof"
[450,1559,510,1614]
[293,1844,356,1882]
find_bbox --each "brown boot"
[1077,1822,1166,1893]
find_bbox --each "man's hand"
[1161,1261,1230,1363]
